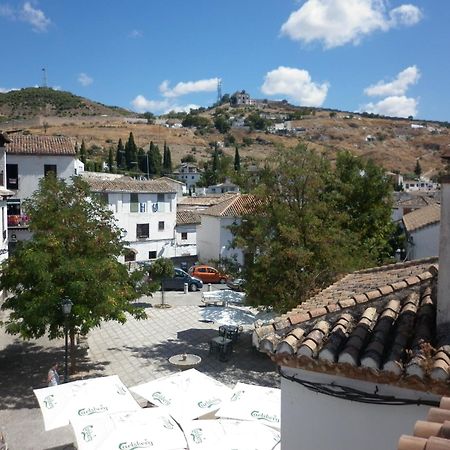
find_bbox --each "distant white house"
[197,193,257,265]
[160,176,186,196]
[403,203,440,259]
[3,133,84,243]
[206,180,240,195]
[175,210,201,259]
[173,163,202,191]
[403,178,439,192]
[84,174,177,263]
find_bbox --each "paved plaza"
[0,287,279,450]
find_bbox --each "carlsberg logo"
[78,405,108,416]
[152,392,170,406]
[231,390,244,401]
[251,410,280,423]
[118,438,153,449]
[190,428,204,444]
[82,425,95,442]
[198,398,220,408]
[43,395,56,409]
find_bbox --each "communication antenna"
[42,68,48,87]
[217,79,222,104]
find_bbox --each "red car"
[188,265,228,284]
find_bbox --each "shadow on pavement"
[0,339,108,409]
[125,328,279,388]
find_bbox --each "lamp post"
[61,297,73,383]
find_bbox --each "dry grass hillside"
[2,89,449,175]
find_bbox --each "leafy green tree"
[116,138,125,169]
[214,115,231,134]
[230,145,393,312]
[142,112,155,124]
[244,113,270,131]
[148,141,162,176]
[181,154,197,164]
[0,175,148,373]
[234,147,241,171]
[414,159,422,177]
[79,140,87,165]
[148,258,174,307]
[334,151,394,262]
[181,114,212,129]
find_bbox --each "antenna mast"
[42,68,48,88]
[217,79,222,104]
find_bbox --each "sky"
[0,0,449,121]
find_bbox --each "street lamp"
[61,297,73,383]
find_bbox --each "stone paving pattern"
[0,288,279,450]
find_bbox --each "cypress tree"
[234,146,241,171]
[108,147,114,172]
[116,139,125,169]
[125,132,138,170]
[79,140,87,165]
[148,141,162,176]
[163,141,172,174]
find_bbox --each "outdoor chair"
[209,336,233,362]
[218,324,242,343]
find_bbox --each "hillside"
[0,87,133,121]
[1,88,449,176]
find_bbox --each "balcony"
[8,214,30,228]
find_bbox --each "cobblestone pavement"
[0,287,279,450]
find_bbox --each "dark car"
[226,278,246,292]
[162,268,203,292]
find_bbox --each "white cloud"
[261,66,329,107]
[0,4,15,19]
[129,29,143,38]
[160,77,219,98]
[280,0,422,48]
[131,95,170,113]
[389,4,422,26]
[0,87,18,93]
[78,73,93,87]
[21,2,51,32]
[165,104,200,114]
[362,95,418,118]
[364,66,420,97]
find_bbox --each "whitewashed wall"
[407,224,440,259]
[281,367,439,450]
[175,223,197,257]
[6,154,82,200]
[106,191,177,262]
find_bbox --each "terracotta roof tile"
[403,204,441,233]
[5,134,75,155]
[201,193,261,217]
[176,210,201,225]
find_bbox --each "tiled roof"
[176,210,201,225]
[253,258,450,395]
[5,134,76,155]
[85,176,176,194]
[160,176,185,186]
[403,204,441,232]
[178,194,233,208]
[396,195,437,209]
[398,397,450,449]
[201,193,260,217]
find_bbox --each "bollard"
[184,283,188,294]
[208,283,212,292]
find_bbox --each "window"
[181,232,188,240]
[158,221,164,231]
[124,249,136,262]
[139,202,146,213]
[44,165,57,177]
[148,251,157,259]
[130,193,139,213]
[157,193,165,202]
[6,164,18,190]
[136,223,149,238]
[99,193,109,204]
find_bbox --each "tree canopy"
[0,176,148,371]
[230,144,394,312]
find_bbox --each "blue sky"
[1,0,449,121]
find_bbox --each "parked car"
[226,277,246,292]
[162,268,203,292]
[188,265,228,284]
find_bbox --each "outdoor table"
[209,336,233,362]
[218,325,242,343]
[168,353,202,371]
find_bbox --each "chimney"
[437,159,450,332]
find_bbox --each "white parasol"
[215,382,281,430]
[130,369,232,423]
[181,418,281,450]
[70,407,187,450]
[33,375,140,431]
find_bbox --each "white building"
[206,180,240,195]
[173,163,202,191]
[84,175,177,263]
[3,133,84,242]
[174,210,200,260]
[403,203,440,259]
[253,256,443,450]
[403,178,439,192]
[197,194,256,265]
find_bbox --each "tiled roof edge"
[353,257,438,275]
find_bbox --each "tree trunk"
[69,328,76,374]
